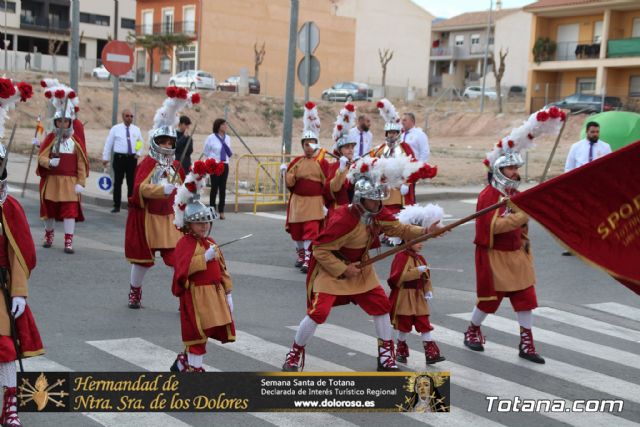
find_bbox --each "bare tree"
[492,48,508,113]
[48,36,65,76]
[254,41,266,79]
[378,48,394,97]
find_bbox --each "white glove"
[226,293,234,313]
[280,163,288,172]
[49,158,60,168]
[74,184,84,194]
[424,291,433,301]
[400,184,409,196]
[339,156,348,171]
[204,245,217,262]
[32,138,40,146]
[417,265,428,273]
[163,183,176,195]
[12,297,26,319]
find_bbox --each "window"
[455,35,464,46]
[0,1,16,13]
[630,76,640,97]
[633,18,640,38]
[593,21,603,43]
[183,6,196,33]
[162,8,174,33]
[160,55,171,74]
[142,11,153,35]
[177,44,196,72]
[80,13,110,26]
[577,77,596,95]
[471,34,480,45]
[121,18,135,30]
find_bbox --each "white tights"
[130,264,150,288]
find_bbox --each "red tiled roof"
[432,8,520,29]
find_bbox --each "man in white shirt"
[562,121,611,256]
[347,114,373,158]
[401,113,430,162]
[102,109,144,213]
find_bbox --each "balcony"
[470,43,493,55]
[431,46,452,58]
[607,38,640,58]
[135,21,197,38]
[553,41,600,61]
[20,14,70,33]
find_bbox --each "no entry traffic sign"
[101,41,134,77]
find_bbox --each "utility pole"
[3,0,7,71]
[282,0,299,155]
[111,0,119,126]
[70,0,80,91]
[480,0,493,113]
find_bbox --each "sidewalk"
[7,153,533,212]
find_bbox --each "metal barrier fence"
[233,153,296,213]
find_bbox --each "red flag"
[511,141,640,295]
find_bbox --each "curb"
[11,180,479,213]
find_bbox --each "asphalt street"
[11,192,640,427]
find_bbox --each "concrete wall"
[335,0,433,91]
[493,10,532,88]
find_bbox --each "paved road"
[11,193,639,427]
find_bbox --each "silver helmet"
[53,104,75,139]
[149,125,177,167]
[336,135,356,151]
[384,121,402,133]
[491,152,524,195]
[352,175,389,208]
[301,130,319,143]
[185,196,218,225]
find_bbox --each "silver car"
[169,70,216,90]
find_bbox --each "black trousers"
[113,153,137,209]
[210,163,229,213]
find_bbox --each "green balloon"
[580,111,640,151]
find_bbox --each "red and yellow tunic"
[125,156,185,265]
[285,152,330,225]
[172,235,235,346]
[387,250,433,330]
[373,142,417,209]
[305,205,424,305]
[474,185,535,302]
[0,196,44,362]
[323,161,353,214]
[36,130,89,221]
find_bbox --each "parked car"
[91,64,135,82]
[92,65,110,80]
[463,86,499,100]
[169,70,216,90]
[216,76,261,94]
[321,82,372,102]
[507,85,526,98]
[546,94,623,113]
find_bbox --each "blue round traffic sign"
[98,175,113,192]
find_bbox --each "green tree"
[130,33,193,88]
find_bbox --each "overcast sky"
[411,0,534,19]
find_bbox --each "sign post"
[297,22,320,103]
[101,41,134,126]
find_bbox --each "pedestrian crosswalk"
[19,300,640,426]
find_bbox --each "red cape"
[125,156,184,263]
[474,185,504,301]
[387,250,427,324]
[323,162,353,211]
[0,196,44,360]
[172,235,219,297]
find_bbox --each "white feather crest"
[347,156,380,184]
[0,79,34,139]
[376,153,423,189]
[172,169,208,228]
[44,82,80,122]
[332,102,356,142]
[303,101,321,135]
[485,107,565,166]
[396,204,444,228]
[377,98,400,124]
[151,90,199,139]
